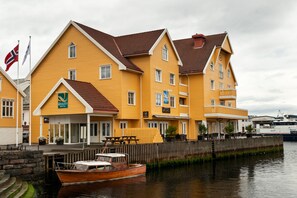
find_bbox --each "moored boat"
[55,153,146,186]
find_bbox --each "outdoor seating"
[103,136,139,146]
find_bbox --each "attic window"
[162,45,168,61]
[68,42,76,58]
[210,61,214,71]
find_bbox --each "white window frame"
[68,42,76,58]
[169,73,175,85]
[128,91,136,105]
[211,99,215,106]
[170,96,176,108]
[211,80,215,90]
[219,64,224,79]
[210,61,214,71]
[156,93,162,106]
[1,98,14,118]
[68,69,76,80]
[155,69,162,82]
[119,121,128,129]
[219,82,224,90]
[148,121,158,128]
[162,45,168,61]
[182,122,187,135]
[99,65,112,80]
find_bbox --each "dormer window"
[162,45,168,61]
[68,42,76,58]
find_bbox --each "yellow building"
[30,21,184,144]
[0,67,25,145]
[174,33,248,139]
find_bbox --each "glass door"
[90,122,99,143]
[100,121,111,141]
[159,122,169,136]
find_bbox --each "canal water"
[41,142,297,198]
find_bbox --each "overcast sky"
[1,0,297,116]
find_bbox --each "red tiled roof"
[64,79,118,113]
[115,29,165,56]
[174,33,227,74]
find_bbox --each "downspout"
[140,74,143,128]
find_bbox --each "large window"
[162,45,168,61]
[170,73,175,85]
[100,65,111,79]
[148,121,158,128]
[155,69,162,82]
[2,99,14,117]
[68,42,76,58]
[68,69,76,80]
[128,91,135,105]
[156,93,162,106]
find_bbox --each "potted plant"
[245,124,254,138]
[198,123,207,141]
[224,122,234,139]
[55,136,64,145]
[38,136,46,145]
[165,126,177,142]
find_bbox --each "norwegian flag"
[4,44,19,72]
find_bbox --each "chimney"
[192,33,206,48]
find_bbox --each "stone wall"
[0,150,44,181]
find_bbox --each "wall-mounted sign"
[58,92,68,108]
[143,111,149,118]
[163,90,169,104]
[162,107,171,114]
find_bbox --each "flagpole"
[29,36,32,145]
[16,40,20,147]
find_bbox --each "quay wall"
[59,137,283,169]
[0,150,44,181]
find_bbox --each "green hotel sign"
[58,92,68,108]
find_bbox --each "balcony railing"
[219,89,237,100]
[204,105,248,119]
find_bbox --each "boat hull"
[56,164,146,186]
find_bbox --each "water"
[42,142,297,198]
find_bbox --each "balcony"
[204,105,248,119]
[219,89,237,100]
[179,83,188,96]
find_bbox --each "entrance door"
[90,122,99,143]
[100,121,111,141]
[159,122,169,136]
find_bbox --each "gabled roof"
[33,78,118,115]
[0,67,26,97]
[28,21,183,79]
[174,33,227,74]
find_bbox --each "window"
[128,91,135,105]
[68,42,76,58]
[155,69,162,82]
[211,99,215,106]
[210,61,214,71]
[162,45,168,61]
[156,93,162,106]
[219,64,224,79]
[170,96,175,108]
[120,121,128,129]
[148,121,158,128]
[179,97,186,105]
[220,100,225,106]
[2,99,14,117]
[100,65,111,79]
[170,73,175,85]
[219,82,224,90]
[228,69,231,78]
[228,102,232,107]
[210,80,215,90]
[68,69,76,80]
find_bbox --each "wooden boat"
[55,153,146,186]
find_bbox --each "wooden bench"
[121,136,139,144]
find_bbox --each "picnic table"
[103,136,139,146]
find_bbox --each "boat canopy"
[74,161,111,166]
[95,153,126,158]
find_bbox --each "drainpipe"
[140,74,143,128]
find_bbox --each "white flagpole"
[16,40,20,147]
[29,36,32,145]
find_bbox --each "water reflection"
[43,146,289,198]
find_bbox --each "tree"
[198,123,207,135]
[225,122,234,136]
[245,124,253,134]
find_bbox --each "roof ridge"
[116,28,165,38]
[174,32,227,42]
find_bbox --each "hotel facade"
[30,21,247,145]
